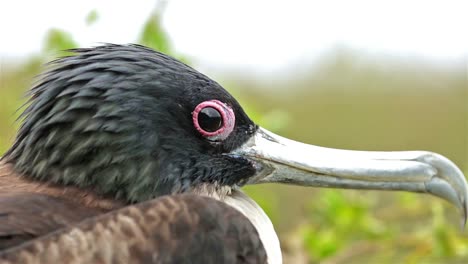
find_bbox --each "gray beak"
[233,127,468,226]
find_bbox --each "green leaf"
[137,13,172,55]
[42,28,78,56]
[85,10,99,26]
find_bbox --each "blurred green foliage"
[43,29,78,56]
[138,13,172,55]
[0,8,467,264]
[85,10,99,26]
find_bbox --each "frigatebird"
[0,44,466,264]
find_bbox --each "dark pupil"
[198,107,223,132]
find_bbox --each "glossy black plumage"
[3,44,258,203]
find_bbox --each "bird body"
[0,160,277,264]
[0,44,466,263]
[0,194,267,264]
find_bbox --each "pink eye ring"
[192,100,235,141]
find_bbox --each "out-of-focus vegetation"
[0,7,467,264]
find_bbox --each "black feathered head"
[5,44,257,202]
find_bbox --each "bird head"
[4,44,467,224]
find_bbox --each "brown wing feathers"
[0,195,267,264]
[0,193,104,250]
[0,161,123,249]
[0,161,267,263]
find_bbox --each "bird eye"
[192,100,235,141]
[198,107,223,132]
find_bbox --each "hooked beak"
[233,127,468,226]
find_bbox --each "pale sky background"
[0,0,467,73]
